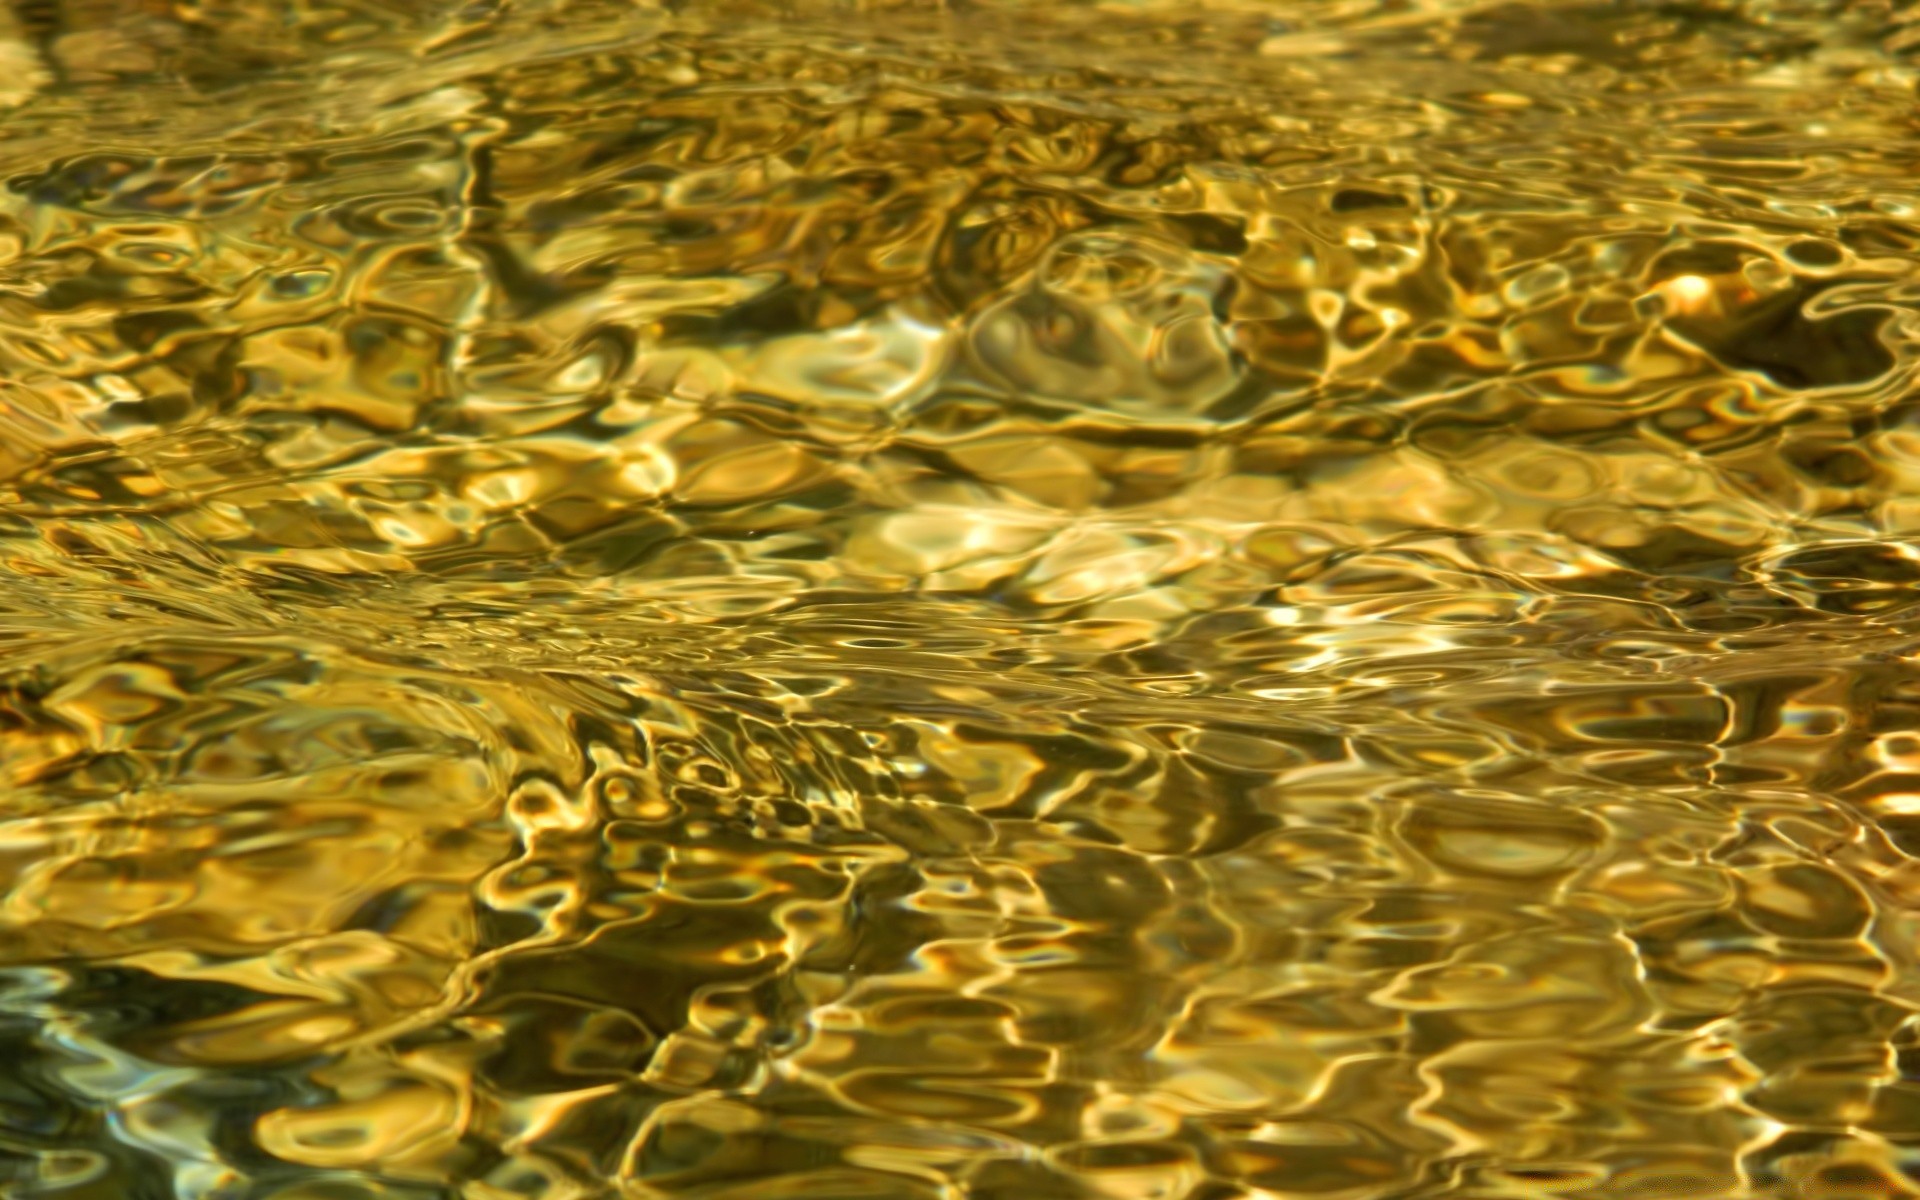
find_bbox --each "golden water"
[5,1,1920,1196]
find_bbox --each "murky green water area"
[5,1,1920,1197]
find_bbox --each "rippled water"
[7,1,1920,1196]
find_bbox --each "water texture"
[3,1,1920,1196]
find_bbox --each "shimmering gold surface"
[5,1,1920,1196]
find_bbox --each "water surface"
[4,1,1920,1197]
